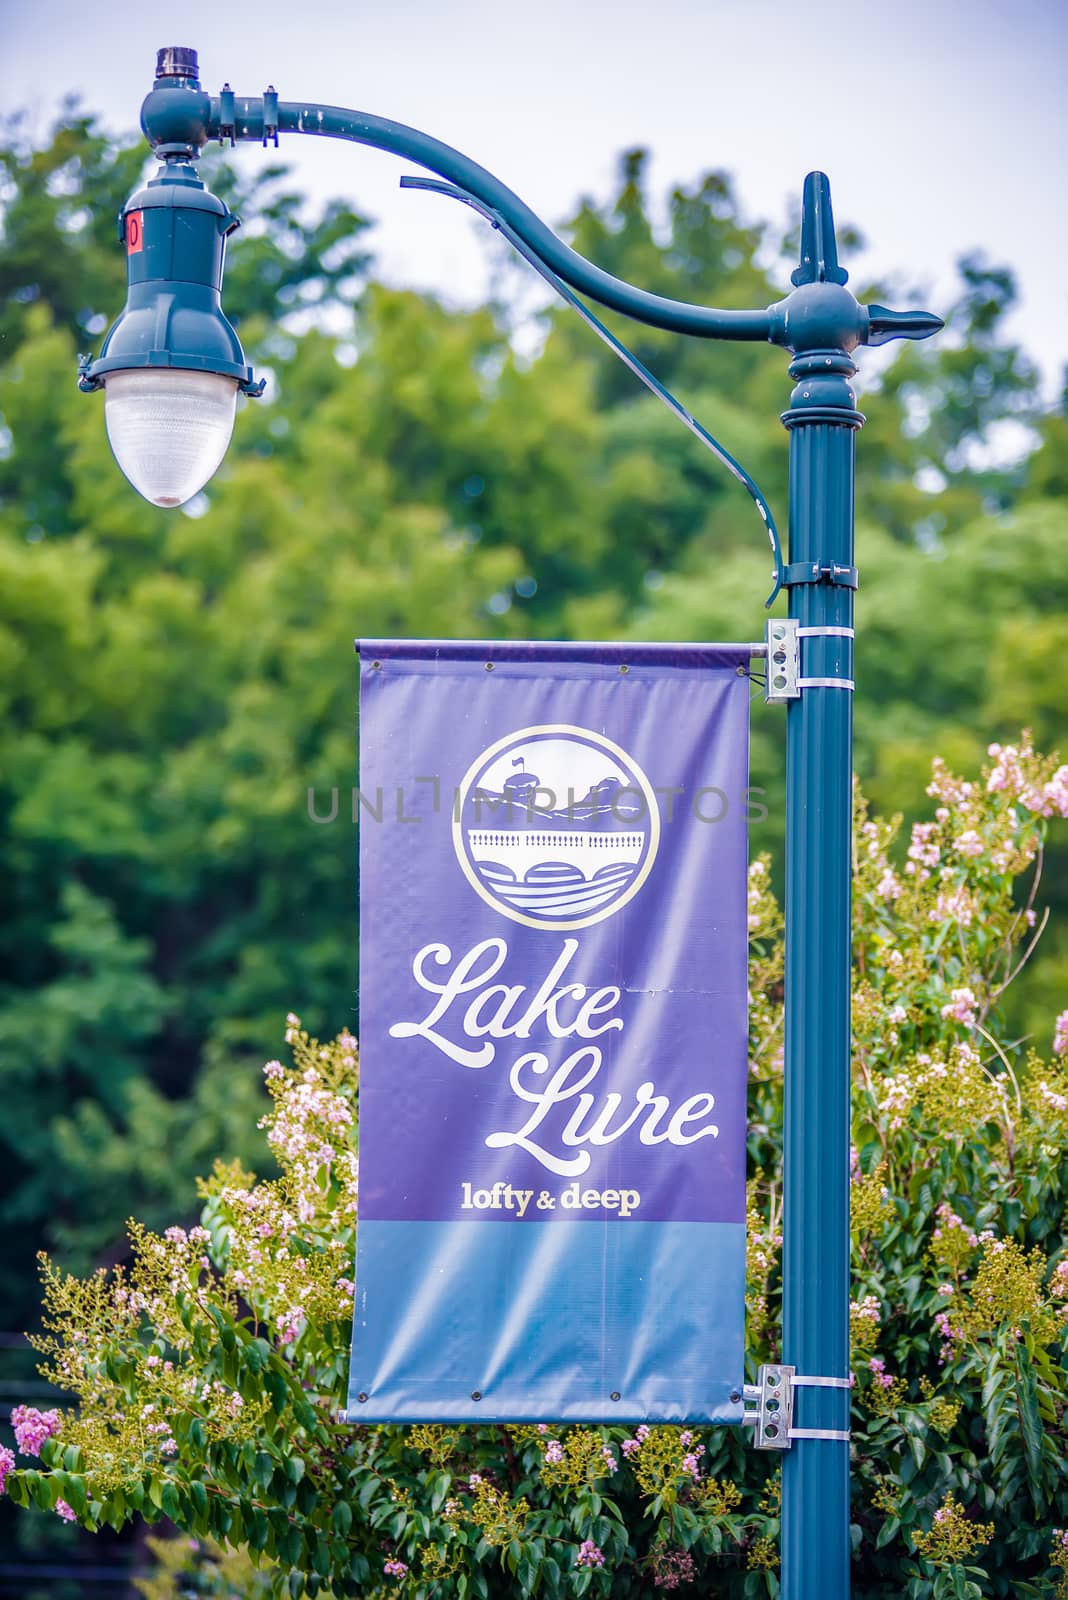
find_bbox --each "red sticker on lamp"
[125,211,144,254]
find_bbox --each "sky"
[3,0,1067,403]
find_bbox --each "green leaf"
[1014,1346,1045,1509]
[5,1473,29,1509]
[332,1499,353,1536]
[312,1534,332,1578]
[877,1515,901,1549]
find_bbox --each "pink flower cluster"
[383,1557,408,1577]
[55,1499,78,1522]
[576,1539,605,1569]
[11,1406,61,1457]
[934,1309,964,1365]
[941,987,978,1027]
[1039,1081,1068,1114]
[279,1309,305,1346]
[600,1445,618,1472]
[868,1356,894,1391]
[987,744,1068,817]
[1024,767,1068,817]
[543,1439,564,1464]
[907,822,940,875]
[621,1422,650,1458]
[930,886,975,927]
[932,1202,979,1248]
[853,1294,881,1329]
[0,1445,15,1496]
[1054,1011,1068,1057]
[927,761,974,807]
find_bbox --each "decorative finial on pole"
[770,172,943,357]
[791,171,848,288]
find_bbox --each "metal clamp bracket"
[766,620,855,700]
[262,85,279,147]
[743,1365,851,1449]
[765,618,800,704]
[784,561,858,590]
[218,83,236,147]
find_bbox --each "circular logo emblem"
[453,724,660,930]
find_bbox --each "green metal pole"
[779,178,862,1598]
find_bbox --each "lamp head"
[80,51,262,507]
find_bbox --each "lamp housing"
[79,157,262,506]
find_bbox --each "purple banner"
[349,641,751,1422]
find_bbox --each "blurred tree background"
[0,104,1065,1592]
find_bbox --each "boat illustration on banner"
[457,729,657,923]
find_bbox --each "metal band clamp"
[790,1427,851,1442]
[784,561,858,590]
[797,676,855,691]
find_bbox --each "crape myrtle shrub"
[3,740,1068,1599]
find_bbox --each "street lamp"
[81,45,942,1597]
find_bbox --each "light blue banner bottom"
[347,1220,746,1423]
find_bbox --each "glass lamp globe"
[104,368,238,508]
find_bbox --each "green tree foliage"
[4,744,1068,1595]
[0,105,1064,1348]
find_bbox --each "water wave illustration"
[475,858,639,916]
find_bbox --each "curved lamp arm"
[273,103,771,343]
[140,70,941,352]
